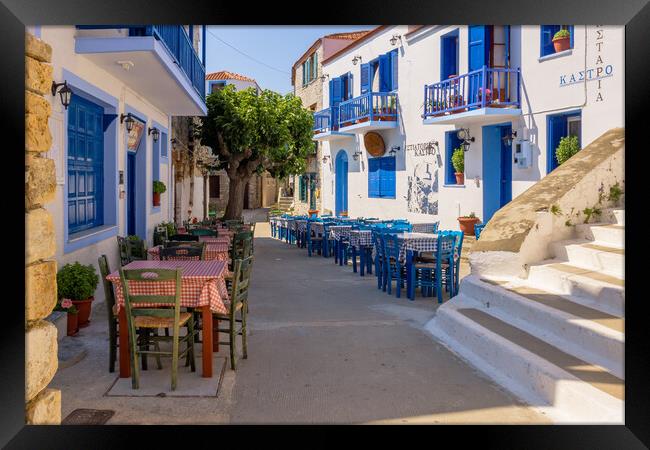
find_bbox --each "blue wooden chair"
[306,221,323,257]
[408,233,456,302]
[382,232,407,298]
[474,223,485,240]
[371,230,386,289]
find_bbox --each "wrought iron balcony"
[423,67,520,120]
[313,106,339,134]
[339,92,398,128]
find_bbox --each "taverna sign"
[559,65,614,87]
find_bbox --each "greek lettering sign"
[406,141,440,157]
[559,65,613,87]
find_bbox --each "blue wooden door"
[468,25,490,106]
[482,123,512,222]
[335,150,348,216]
[127,152,136,236]
[67,94,103,234]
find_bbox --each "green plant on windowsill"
[553,29,571,41]
[153,180,167,194]
[555,135,580,165]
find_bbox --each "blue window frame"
[441,29,459,81]
[67,94,104,234]
[362,49,397,95]
[547,110,581,173]
[368,156,396,198]
[540,25,574,57]
[445,131,464,185]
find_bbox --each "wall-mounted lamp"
[120,113,135,132]
[388,145,401,156]
[390,34,402,46]
[502,130,517,147]
[456,128,475,151]
[51,80,73,110]
[352,55,362,65]
[322,154,331,164]
[352,150,363,161]
[148,126,160,143]
[320,73,330,82]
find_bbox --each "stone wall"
[24,32,61,424]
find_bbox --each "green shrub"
[57,262,99,301]
[608,182,623,204]
[153,180,167,194]
[553,29,571,40]
[451,147,465,173]
[555,135,580,165]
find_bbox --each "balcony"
[338,92,399,132]
[75,25,206,116]
[312,106,354,141]
[422,67,521,125]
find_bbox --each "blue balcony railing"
[423,66,520,118]
[313,106,339,134]
[339,92,398,126]
[76,25,205,99]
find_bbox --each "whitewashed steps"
[550,239,624,279]
[576,223,624,248]
[461,276,623,378]
[426,293,624,423]
[526,260,624,317]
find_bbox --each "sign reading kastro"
[406,141,440,157]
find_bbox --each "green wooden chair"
[160,244,205,261]
[117,236,131,266]
[127,236,148,260]
[190,228,217,237]
[229,231,253,272]
[153,226,169,247]
[215,256,253,370]
[118,268,196,390]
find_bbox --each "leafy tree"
[200,85,314,219]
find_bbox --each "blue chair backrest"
[436,233,456,262]
[474,223,485,239]
[383,232,401,262]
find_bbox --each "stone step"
[425,295,624,423]
[551,239,624,279]
[526,260,624,317]
[575,223,624,248]
[461,276,623,377]
[600,208,624,226]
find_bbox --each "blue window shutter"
[390,50,398,91]
[331,77,343,106]
[379,156,396,197]
[160,132,168,157]
[378,53,391,93]
[360,63,370,94]
[347,72,353,99]
[368,158,380,197]
[468,25,488,70]
[548,114,568,172]
[568,25,574,48]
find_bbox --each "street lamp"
[457,128,475,151]
[322,154,330,164]
[352,55,362,65]
[148,126,160,142]
[390,34,402,46]
[352,150,362,161]
[51,80,73,109]
[120,113,135,132]
[502,130,518,147]
[388,145,401,156]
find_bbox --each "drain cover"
[62,409,115,425]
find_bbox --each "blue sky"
[205,26,374,95]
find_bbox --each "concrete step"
[526,260,624,317]
[550,239,624,279]
[601,208,624,226]
[461,276,623,378]
[576,223,624,248]
[425,294,624,423]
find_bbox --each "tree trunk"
[224,175,249,219]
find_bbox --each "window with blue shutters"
[360,63,371,94]
[153,133,160,184]
[445,130,464,185]
[540,25,574,57]
[67,94,104,234]
[160,131,168,158]
[368,156,396,198]
[390,49,398,91]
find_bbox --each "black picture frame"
[2,0,647,447]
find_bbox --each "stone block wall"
[24,32,61,424]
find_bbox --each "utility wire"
[206,27,290,75]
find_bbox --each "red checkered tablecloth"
[148,242,230,261]
[106,260,230,315]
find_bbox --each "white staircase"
[425,208,624,423]
[271,196,294,214]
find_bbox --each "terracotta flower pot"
[455,172,465,185]
[66,312,79,336]
[457,217,480,235]
[308,209,319,218]
[553,36,571,53]
[72,297,94,328]
[153,192,161,207]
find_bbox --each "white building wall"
[320,25,623,230]
[41,26,175,285]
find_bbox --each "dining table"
[106,259,230,379]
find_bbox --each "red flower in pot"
[57,262,99,329]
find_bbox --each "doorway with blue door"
[482,123,513,223]
[547,110,582,173]
[125,115,147,238]
[335,150,348,216]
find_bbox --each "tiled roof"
[205,71,257,83]
[324,30,372,40]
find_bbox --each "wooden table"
[106,260,229,379]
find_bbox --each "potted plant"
[152,180,166,207]
[458,212,481,235]
[451,147,465,185]
[57,262,99,329]
[552,28,571,53]
[478,87,492,104]
[54,298,79,336]
[555,135,580,166]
